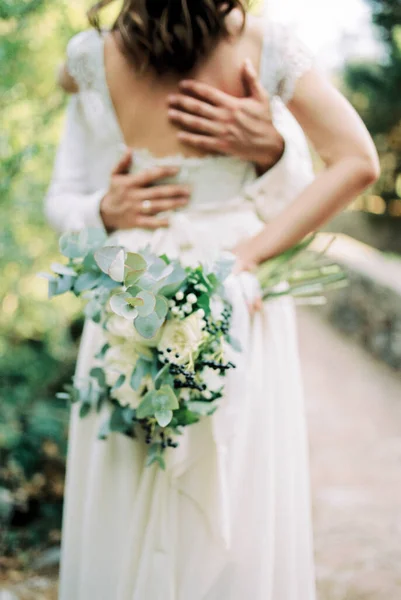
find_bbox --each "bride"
[45,1,379,598]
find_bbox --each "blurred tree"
[344,0,401,213]
[0,0,90,567]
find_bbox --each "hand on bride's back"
[100,150,191,232]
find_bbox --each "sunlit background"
[1,0,400,598]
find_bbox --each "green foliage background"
[0,0,92,564]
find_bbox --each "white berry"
[175,291,184,301]
[187,293,197,304]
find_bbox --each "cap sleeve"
[66,29,103,91]
[260,21,314,104]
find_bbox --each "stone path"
[2,309,401,599]
[298,309,401,600]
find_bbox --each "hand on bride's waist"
[100,149,191,233]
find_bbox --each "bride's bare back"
[103,11,264,156]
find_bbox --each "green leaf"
[90,367,106,388]
[85,298,103,323]
[94,246,126,281]
[74,272,102,293]
[187,401,218,416]
[59,232,85,259]
[109,405,128,432]
[155,295,168,321]
[121,406,136,426]
[146,443,166,469]
[109,292,138,320]
[80,228,108,253]
[134,312,163,339]
[154,409,173,427]
[51,262,77,276]
[136,290,156,317]
[111,374,125,392]
[55,275,75,296]
[95,343,110,359]
[154,364,170,390]
[130,358,152,390]
[125,252,147,272]
[136,385,178,419]
[156,263,187,297]
[79,403,91,418]
[197,293,210,315]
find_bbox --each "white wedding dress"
[46,20,317,600]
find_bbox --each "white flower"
[186,293,197,304]
[106,314,136,340]
[171,306,180,316]
[175,291,184,301]
[158,312,206,365]
[197,309,205,318]
[203,390,212,400]
[183,303,192,314]
[103,343,142,409]
[168,300,176,308]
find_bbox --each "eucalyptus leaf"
[155,295,168,321]
[55,275,75,295]
[187,401,218,416]
[74,271,102,293]
[79,403,91,418]
[111,374,125,392]
[130,357,152,390]
[109,292,138,320]
[79,228,107,253]
[110,405,128,432]
[51,262,77,277]
[136,290,156,317]
[59,232,85,259]
[154,364,170,390]
[134,312,163,339]
[90,367,106,389]
[94,246,126,281]
[154,409,173,427]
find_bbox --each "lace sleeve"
[261,21,314,104]
[66,29,102,90]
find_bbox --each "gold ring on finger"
[142,199,152,213]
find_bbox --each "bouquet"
[41,229,346,469]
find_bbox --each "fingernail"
[167,95,177,103]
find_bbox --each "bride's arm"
[44,94,109,233]
[233,68,380,269]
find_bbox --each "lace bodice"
[44,19,315,233]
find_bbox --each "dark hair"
[88,0,247,74]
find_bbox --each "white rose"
[158,312,206,364]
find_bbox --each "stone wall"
[310,234,401,371]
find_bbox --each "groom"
[56,59,314,232]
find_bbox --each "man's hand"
[167,59,285,174]
[100,150,191,232]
